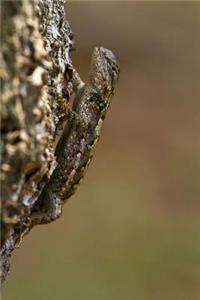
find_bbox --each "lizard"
[30,46,120,225]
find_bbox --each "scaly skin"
[30,47,120,224]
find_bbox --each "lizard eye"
[110,64,119,86]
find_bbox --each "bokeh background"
[3,2,200,299]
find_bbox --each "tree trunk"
[1,0,75,283]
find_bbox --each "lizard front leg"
[30,47,120,225]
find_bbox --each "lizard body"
[31,47,120,224]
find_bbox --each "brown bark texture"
[1,0,75,283]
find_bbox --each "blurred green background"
[3,2,200,299]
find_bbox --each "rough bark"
[0,0,75,283]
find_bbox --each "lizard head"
[89,47,120,99]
